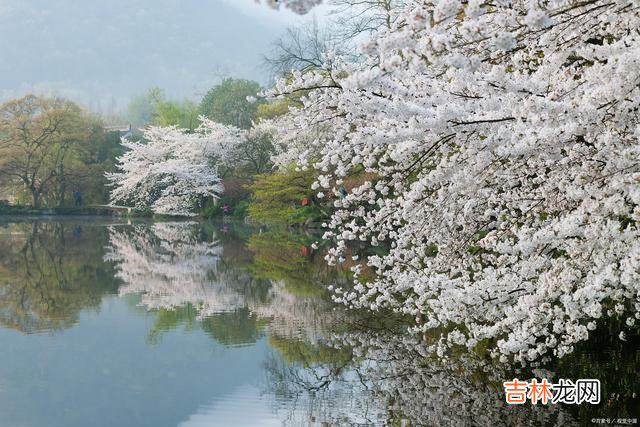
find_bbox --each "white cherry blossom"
[268,0,640,363]
[107,119,244,216]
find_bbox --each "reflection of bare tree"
[0,222,118,333]
[343,334,578,426]
[263,327,585,426]
[264,351,382,426]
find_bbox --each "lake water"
[0,218,637,426]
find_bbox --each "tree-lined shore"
[0,78,325,224]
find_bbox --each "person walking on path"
[73,190,82,207]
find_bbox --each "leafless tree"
[263,18,348,78]
[328,0,404,42]
[263,1,404,78]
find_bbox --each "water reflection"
[0,219,636,426]
[107,223,239,319]
[0,221,119,333]
[262,322,639,425]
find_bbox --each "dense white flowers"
[493,31,517,51]
[433,0,461,22]
[259,0,323,14]
[524,8,552,29]
[107,119,244,216]
[268,0,640,363]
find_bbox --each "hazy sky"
[0,0,327,112]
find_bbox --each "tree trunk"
[58,181,66,208]
[57,165,66,207]
[31,190,40,208]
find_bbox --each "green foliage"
[256,98,292,120]
[229,199,250,219]
[255,76,305,121]
[201,308,270,347]
[248,231,309,278]
[199,199,220,218]
[154,98,200,131]
[200,201,240,220]
[126,87,201,132]
[147,305,199,344]
[235,130,276,175]
[247,168,319,225]
[247,230,329,297]
[199,78,264,129]
[0,95,119,208]
[147,304,269,347]
[70,118,123,205]
[200,178,253,218]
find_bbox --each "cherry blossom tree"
[268,0,640,363]
[106,119,243,216]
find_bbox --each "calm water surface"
[0,218,637,426]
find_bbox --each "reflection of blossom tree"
[108,224,342,342]
[344,334,577,426]
[253,280,334,344]
[105,222,249,319]
[100,222,637,423]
